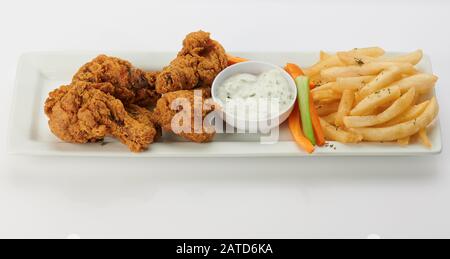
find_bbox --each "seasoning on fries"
[305,48,439,148]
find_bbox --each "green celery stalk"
[295,76,316,146]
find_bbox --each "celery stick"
[295,76,316,146]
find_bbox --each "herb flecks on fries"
[307,48,438,149]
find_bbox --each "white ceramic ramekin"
[211,61,297,132]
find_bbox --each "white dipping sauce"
[216,69,294,120]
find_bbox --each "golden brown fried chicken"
[44,81,158,152]
[156,31,228,94]
[134,71,161,107]
[153,89,216,143]
[126,104,162,139]
[73,55,161,107]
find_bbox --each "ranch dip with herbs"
[216,69,295,120]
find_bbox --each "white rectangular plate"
[7,51,442,157]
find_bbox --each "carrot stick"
[227,54,248,66]
[288,105,315,153]
[285,63,316,89]
[285,63,304,79]
[309,94,326,146]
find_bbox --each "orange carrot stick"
[288,105,315,153]
[284,63,315,89]
[285,63,304,79]
[227,54,248,66]
[309,94,326,146]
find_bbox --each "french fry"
[342,50,423,66]
[333,76,376,93]
[418,128,432,148]
[310,74,327,87]
[381,100,430,127]
[337,52,375,66]
[344,88,415,128]
[319,118,363,143]
[304,55,344,77]
[377,50,423,65]
[321,62,416,82]
[350,86,401,116]
[322,112,337,125]
[398,136,410,146]
[320,51,332,61]
[321,66,363,81]
[326,47,385,66]
[335,89,355,127]
[374,99,397,114]
[357,64,416,101]
[316,102,340,117]
[313,89,342,103]
[351,47,386,57]
[350,97,439,142]
[412,89,422,104]
[389,73,438,95]
[311,82,338,93]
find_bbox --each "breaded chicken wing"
[153,88,216,143]
[156,31,228,94]
[44,81,158,152]
[73,55,161,107]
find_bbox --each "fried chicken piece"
[134,71,161,107]
[126,104,162,140]
[153,89,216,143]
[73,55,161,106]
[44,81,158,152]
[156,31,228,94]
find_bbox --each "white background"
[0,0,449,238]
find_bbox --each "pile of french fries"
[304,47,439,147]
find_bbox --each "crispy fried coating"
[153,89,216,143]
[156,31,228,94]
[44,81,158,152]
[126,104,162,140]
[134,71,161,107]
[73,55,161,106]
